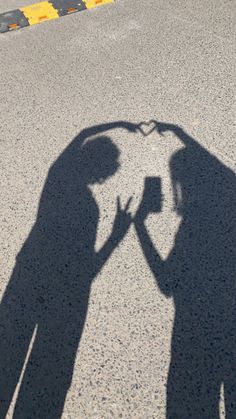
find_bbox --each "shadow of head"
[79,136,120,185]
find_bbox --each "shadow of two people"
[0,120,235,419]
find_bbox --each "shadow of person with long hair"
[134,123,236,419]
[0,121,137,419]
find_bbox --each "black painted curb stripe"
[50,0,86,16]
[0,9,29,32]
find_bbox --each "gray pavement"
[0,0,39,13]
[0,0,235,418]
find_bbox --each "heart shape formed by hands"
[138,120,157,137]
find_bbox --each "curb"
[0,0,114,33]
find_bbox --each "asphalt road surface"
[0,1,235,418]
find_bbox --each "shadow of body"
[0,122,134,418]
[135,124,236,419]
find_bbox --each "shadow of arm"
[156,122,203,150]
[94,235,120,275]
[135,218,173,297]
[71,121,138,149]
[94,197,133,275]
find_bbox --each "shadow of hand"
[110,197,133,243]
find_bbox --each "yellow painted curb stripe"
[84,0,113,9]
[20,2,59,25]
